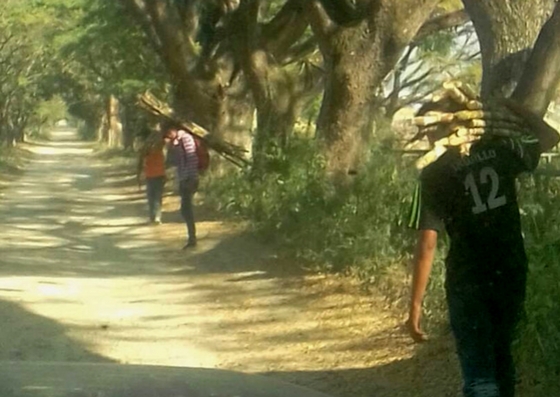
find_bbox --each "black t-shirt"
[409,135,541,282]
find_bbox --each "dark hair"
[138,125,151,139]
[161,119,181,132]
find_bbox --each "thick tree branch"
[414,9,469,43]
[315,0,365,26]
[144,0,195,59]
[175,0,200,53]
[281,37,318,65]
[305,1,336,44]
[233,0,267,104]
[261,0,308,60]
[512,3,560,117]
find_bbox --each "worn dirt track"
[0,129,466,397]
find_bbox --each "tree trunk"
[511,3,560,117]
[462,0,555,98]
[251,71,303,168]
[107,95,122,148]
[172,76,254,147]
[120,0,254,152]
[308,0,439,177]
[121,102,136,150]
[230,0,311,168]
[98,113,108,143]
[318,28,386,175]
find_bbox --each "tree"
[229,0,321,166]
[462,0,556,101]
[306,0,455,176]
[511,3,560,117]
[58,0,169,147]
[0,1,61,146]
[383,22,479,118]
[119,0,324,168]
[118,0,255,147]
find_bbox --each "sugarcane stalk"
[409,81,538,169]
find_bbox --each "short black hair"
[161,119,181,132]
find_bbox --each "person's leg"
[491,272,527,397]
[179,179,197,246]
[446,282,500,397]
[153,176,165,223]
[146,178,157,222]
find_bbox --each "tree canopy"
[2,0,560,166]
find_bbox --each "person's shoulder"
[421,150,458,181]
[178,129,194,142]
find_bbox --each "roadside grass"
[0,145,34,187]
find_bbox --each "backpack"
[194,136,210,173]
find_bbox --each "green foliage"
[206,134,418,274]
[417,30,455,57]
[30,96,69,138]
[514,173,560,390]
[0,1,61,144]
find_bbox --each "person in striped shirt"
[163,122,199,249]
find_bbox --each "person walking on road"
[137,126,166,225]
[163,122,199,249]
[406,98,559,397]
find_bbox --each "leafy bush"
[206,137,418,272]
[515,172,560,392]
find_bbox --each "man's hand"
[406,316,428,343]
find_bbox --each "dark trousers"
[179,179,198,242]
[446,271,526,397]
[146,176,165,221]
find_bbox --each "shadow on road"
[0,298,112,363]
[0,133,468,397]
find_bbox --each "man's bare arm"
[407,229,438,343]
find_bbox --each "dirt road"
[0,129,463,396]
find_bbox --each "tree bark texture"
[119,0,254,148]
[308,0,440,175]
[511,3,560,117]
[462,0,555,98]
[231,0,313,166]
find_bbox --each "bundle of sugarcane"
[408,81,534,170]
[137,92,251,168]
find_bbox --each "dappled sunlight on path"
[0,129,219,368]
[0,129,463,397]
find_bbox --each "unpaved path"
[0,130,463,397]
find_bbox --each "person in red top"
[137,127,166,224]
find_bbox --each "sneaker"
[182,240,197,250]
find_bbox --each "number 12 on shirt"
[464,166,507,214]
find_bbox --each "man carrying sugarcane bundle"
[405,82,559,397]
